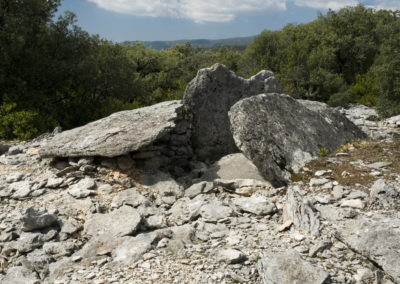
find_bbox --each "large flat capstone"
[183,63,282,161]
[229,93,366,186]
[40,100,184,158]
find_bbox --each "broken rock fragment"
[257,250,330,284]
[21,207,58,232]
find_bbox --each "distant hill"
[130,36,255,50]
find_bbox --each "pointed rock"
[183,63,282,161]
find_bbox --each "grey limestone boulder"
[183,63,282,161]
[369,179,399,209]
[40,100,184,158]
[334,215,400,283]
[2,266,39,284]
[83,205,141,238]
[257,250,330,284]
[112,229,172,265]
[0,142,11,155]
[21,207,58,232]
[111,187,149,208]
[217,248,246,264]
[199,199,233,222]
[232,195,276,216]
[229,93,365,186]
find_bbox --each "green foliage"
[1,1,400,140]
[351,74,378,106]
[241,5,400,115]
[370,17,400,117]
[328,89,355,107]
[0,103,45,140]
[319,147,328,157]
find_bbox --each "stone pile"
[0,64,399,284]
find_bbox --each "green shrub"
[319,147,328,157]
[351,73,378,106]
[0,103,55,140]
[328,89,355,107]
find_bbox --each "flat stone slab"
[257,250,330,284]
[334,215,400,283]
[40,100,184,158]
[202,153,267,182]
[83,205,142,238]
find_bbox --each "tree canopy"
[0,1,399,140]
[241,5,400,115]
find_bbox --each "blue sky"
[57,0,400,42]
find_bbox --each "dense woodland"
[0,0,399,140]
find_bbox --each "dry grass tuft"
[293,138,400,189]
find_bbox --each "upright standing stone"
[183,63,282,161]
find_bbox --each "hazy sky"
[57,0,400,42]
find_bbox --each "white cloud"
[369,0,400,10]
[292,0,359,10]
[87,0,287,23]
[87,0,400,23]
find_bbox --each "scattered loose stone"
[111,187,148,208]
[341,199,365,209]
[309,239,332,257]
[335,215,400,282]
[278,220,293,232]
[233,195,276,216]
[1,69,400,284]
[257,250,330,284]
[199,199,233,222]
[83,205,142,238]
[6,172,24,183]
[184,181,214,199]
[217,249,246,264]
[310,178,330,186]
[21,207,58,232]
[46,177,64,188]
[367,161,392,169]
[315,170,331,177]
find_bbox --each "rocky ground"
[0,104,399,284]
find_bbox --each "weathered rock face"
[229,93,366,186]
[0,143,11,155]
[183,63,282,161]
[299,99,368,141]
[20,207,58,232]
[284,185,321,236]
[40,100,185,158]
[257,250,330,284]
[334,215,400,283]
